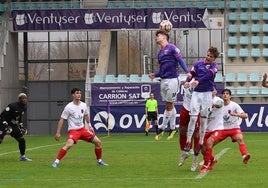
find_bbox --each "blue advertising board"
[90,104,268,133]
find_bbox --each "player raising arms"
[184,46,220,152]
[52,88,108,168]
[149,30,191,141]
[221,88,251,164]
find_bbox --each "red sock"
[57,148,67,160]
[193,134,200,154]
[204,147,212,166]
[95,148,102,160]
[180,134,187,150]
[239,143,247,156]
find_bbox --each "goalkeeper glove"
[19,123,27,135]
[3,121,12,134]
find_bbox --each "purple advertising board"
[12,8,208,31]
[90,104,268,133]
[91,82,224,106]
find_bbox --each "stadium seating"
[228,12,237,23]
[240,0,249,10]
[239,48,249,58]
[262,48,268,58]
[251,48,261,59]
[240,12,249,22]
[225,72,236,82]
[227,49,237,58]
[239,36,249,46]
[141,74,151,82]
[228,24,238,34]
[251,36,260,46]
[261,87,268,95]
[117,74,127,82]
[240,24,249,34]
[249,72,260,82]
[251,24,261,33]
[251,12,261,22]
[229,1,237,10]
[228,36,238,46]
[105,74,115,83]
[262,24,268,33]
[262,36,268,46]
[129,74,140,82]
[236,86,247,96]
[214,73,223,82]
[237,72,247,83]
[263,12,268,22]
[252,0,261,10]
[249,86,260,95]
[93,75,104,83]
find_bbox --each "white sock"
[158,110,171,129]
[186,115,198,143]
[169,108,177,130]
[199,117,208,145]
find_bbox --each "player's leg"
[52,131,76,168]
[91,135,109,166]
[232,131,251,164]
[178,107,190,166]
[11,125,32,162]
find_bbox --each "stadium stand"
[105,74,115,83]
[129,74,140,82]
[117,74,128,82]
[93,75,104,83]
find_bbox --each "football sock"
[199,117,208,145]
[57,148,67,160]
[169,108,177,130]
[186,115,198,143]
[95,148,102,160]
[158,110,171,130]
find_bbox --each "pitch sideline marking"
[195,147,230,179]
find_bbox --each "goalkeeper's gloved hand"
[3,121,12,134]
[19,123,27,135]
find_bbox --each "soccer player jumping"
[149,30,191,141]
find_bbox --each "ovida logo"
[84,13,95,25]
[93,111,115,130]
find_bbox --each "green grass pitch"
[0,132,267,188]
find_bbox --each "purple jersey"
[155,44,189,78]
[190,59,218,92]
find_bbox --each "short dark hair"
[71,88,81,94]
[222,88,231,95]
[155,30,169,41]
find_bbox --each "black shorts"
[147,111,157,121]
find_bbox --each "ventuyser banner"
[12,8,208,31]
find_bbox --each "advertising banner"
[12,8,208,31]
[90,104,268,133]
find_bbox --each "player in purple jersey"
[149,30,191,141]
[184,46,220,153]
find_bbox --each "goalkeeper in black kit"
[0,93,32,161]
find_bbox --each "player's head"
[149,92,154,98]
[206,46,220,63]
[221,88,232,101]
[18,93,27,105]
[155,30,169,41]
[71,88,81,94]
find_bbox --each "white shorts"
[189,91,212,117]
[160,78,180,102]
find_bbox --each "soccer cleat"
[184,142,191,152]
[208,157,217,170]
[178,151,190,166]
[20,155,32,162]
[190,155,199,172]
[155,129,164,141]
[199,165,209,173]
[97,160,109,166]
[242,153,251,164]
[167,129,177,140]
[52,162,59,168]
